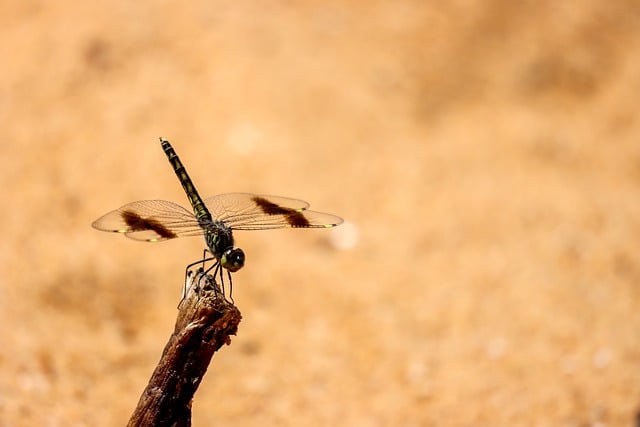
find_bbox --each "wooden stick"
[127,270,242,427]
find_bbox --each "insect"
[92,138,343,300]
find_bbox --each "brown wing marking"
[251,196,311,228]
[121,210,178,239]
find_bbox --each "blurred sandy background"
[1,1,640,426]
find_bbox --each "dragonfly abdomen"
[160,138,212,223]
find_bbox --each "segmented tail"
[160,138,212,222]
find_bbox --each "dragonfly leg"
[183,254,216,301]
[226,269,235,305]
[183,249,213,281]
[213,263,234,304]
[200,248,209,270]
[199,260,221,297]
[181,251,234,304]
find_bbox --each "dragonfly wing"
[203,193,343,230]
[92,200,203,242]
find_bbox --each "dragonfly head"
[221,247,245,272]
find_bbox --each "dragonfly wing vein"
[202,193,343,230]
[92,199,202,241]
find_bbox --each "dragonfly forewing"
[204,193,344,230]
[91,199,204,242]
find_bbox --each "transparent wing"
[91,200,204,242]
[204,192,344,230]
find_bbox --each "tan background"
[1,1,640,425]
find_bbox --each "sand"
[1,1,639,425]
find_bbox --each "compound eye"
[222,248,245,272]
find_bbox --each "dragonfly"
[92,138,343,301]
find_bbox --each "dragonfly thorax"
[203,221,245,272]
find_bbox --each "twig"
[127,270,242,427]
